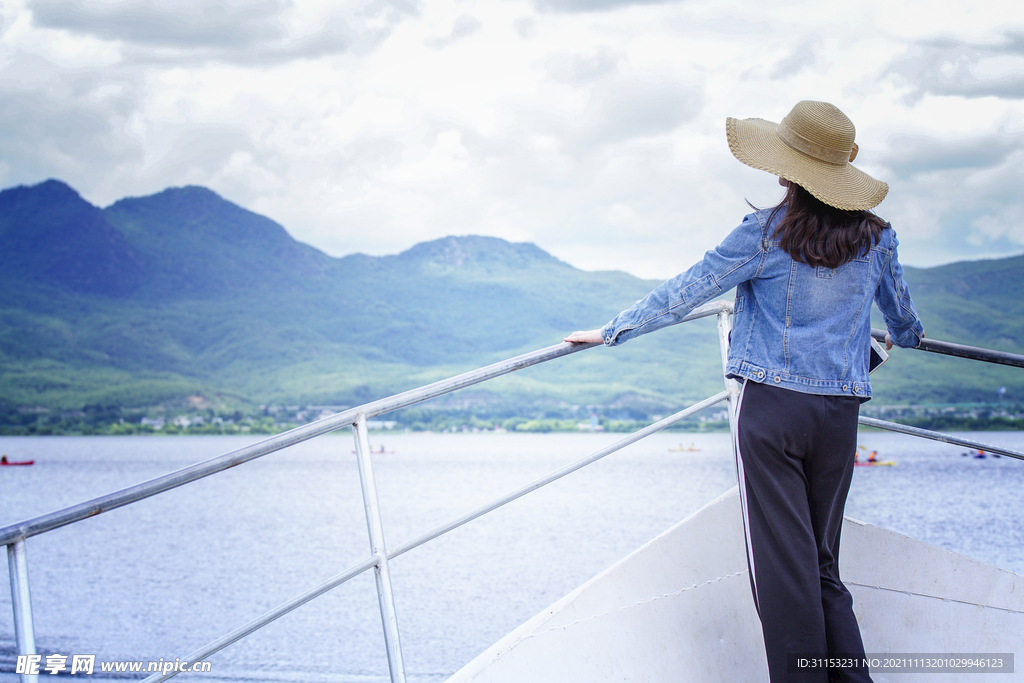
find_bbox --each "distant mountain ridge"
[0,178,1021,414]
[394,235,569,271]
[0,179,145,296]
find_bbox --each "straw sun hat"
[726,100,888,211]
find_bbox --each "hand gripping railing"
[5,302,1023,683]
[870,328,1024,369]
[864,329,1024,461]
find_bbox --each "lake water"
[1,430,1022,682]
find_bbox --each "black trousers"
[735,380,873,683]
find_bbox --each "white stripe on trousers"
[731,379,759,613]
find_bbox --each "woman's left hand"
[564,329,604,344]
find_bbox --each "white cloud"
[28,0,294,49]
[768,35,822,81]
[530,0,678,13]
[883,132,1024,176]
[424,14,481,49]
[1,0,1024,279]
[886,33,1024,102]
[25,0,419,64]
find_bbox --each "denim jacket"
[600,208,925,400]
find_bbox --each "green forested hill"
[0,179,1021,422]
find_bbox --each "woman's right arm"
[875,231,925,349]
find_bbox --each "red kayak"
[0,459,34,466]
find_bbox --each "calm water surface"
[1,431,1022,682]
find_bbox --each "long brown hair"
[764,182,889,269]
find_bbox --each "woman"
[565,101,924,683]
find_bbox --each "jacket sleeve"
[874,231,925,348]
[601,214,766,346]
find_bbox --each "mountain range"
[1,179,1021,418]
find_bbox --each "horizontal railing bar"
[0,300,730,548]
[858,416,1024,461]
[871,329,1024,368]
[141,555,379,683]
[0,417,342,546]
[389,390,732,560]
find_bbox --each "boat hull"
[447,488,1023,682]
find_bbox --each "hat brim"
[726,117,888,211]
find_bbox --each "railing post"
[716,310,742,432]
[352,413,407,683]
[8,539,39,683]
[716,310,746,489]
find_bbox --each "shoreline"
[2,418,1023,437]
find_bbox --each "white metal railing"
[4,299,1023,683]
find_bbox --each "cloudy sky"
[2,0,1023,278]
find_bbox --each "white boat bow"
[448,487,1023,683]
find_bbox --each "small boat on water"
[854,447,893,466]
[668,444,701,452]
[0,458,34,466]
[963,449,999,459]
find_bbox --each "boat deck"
[449,488,1023,683]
